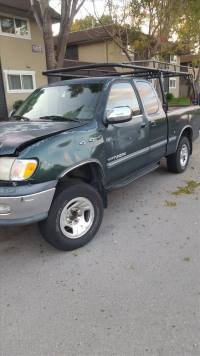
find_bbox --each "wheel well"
[57,163,107,207]
[180,127,193,154]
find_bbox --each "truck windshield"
[15,83,103,122]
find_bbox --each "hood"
[0,120,85,155]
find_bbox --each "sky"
[50,0,149,36]
[50,0,105,35]
[50,0,105,19]
[77,0,105,19]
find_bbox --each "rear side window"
[135,81,159,115]
[106,82,140,113]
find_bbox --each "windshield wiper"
[39,115,83,122]
[12,115,30,122]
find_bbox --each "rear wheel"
[167,136,190,173]
[39,181,104,251]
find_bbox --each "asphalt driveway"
[0,138,200,356]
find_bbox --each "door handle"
[150,121,157,127]
[140,122,147,128]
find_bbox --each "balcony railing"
[129,60,190,74]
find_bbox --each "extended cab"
[0,63,199,250]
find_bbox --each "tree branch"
[29,0,43,32]
[92,0,133,61]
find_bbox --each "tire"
[167,136,191,173]
[39,181,104,251]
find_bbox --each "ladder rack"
[43,61,194,80]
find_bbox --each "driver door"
[104,80,149,184]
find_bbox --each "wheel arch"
[56,160,107,207]
[176,126,193,154]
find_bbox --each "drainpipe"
[105,40,108,63]
[0,57,8,120]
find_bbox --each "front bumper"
[0,181,56,225]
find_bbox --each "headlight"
[0,158,38,181]
[0,158,15,181]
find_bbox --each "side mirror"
[106,106,132,124]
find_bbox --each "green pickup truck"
[0,63,199,250]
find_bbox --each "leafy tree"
[92,0,133,60]
[175,0,200,88]
[71,15,98,31]
[92,0,186,61]
[176,0,200,53]
[30,0,86,79]
[129,0,186,59]
[71,14,113,31]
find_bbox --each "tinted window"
[106,82,140,113]
[136,81,159,115]
[16,83,103,121]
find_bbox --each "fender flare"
[58,159,105,179]
[176,125,193,151]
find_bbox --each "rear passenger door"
[135,80,168,163]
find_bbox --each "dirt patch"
[165,200,177,207]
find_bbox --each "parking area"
[0,137,200,356]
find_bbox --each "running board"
[107,163,160,190]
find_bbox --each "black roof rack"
[43,62,194,80]
[43,61,197,111]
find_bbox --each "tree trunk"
[57,28,70,68]
[43,8,57,82]
[43,30,56,70]
[195,65,200,92]
[30,0,86,82]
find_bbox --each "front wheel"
[39,181,104,251]
[167,136,191,173]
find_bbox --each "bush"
[168,97,191,106]
[13,100,24,110]
[166,92,174,101]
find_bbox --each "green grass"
[172,180,200,196]
[168,97,191,106]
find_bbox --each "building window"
[0,14,31,39]
[169,78,176,89]
[170,54,177,63]
[66,45,79,60]
[4,70,36,93]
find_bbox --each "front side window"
[106,82,140,114]
[15,83,103,121]
[135,81,159,115]
[0,15,30,38]
[5,71,35,93]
